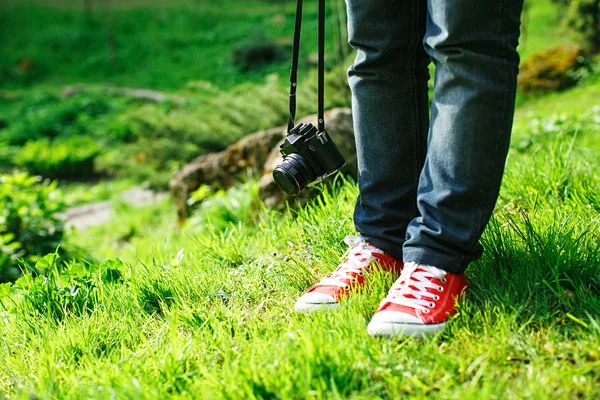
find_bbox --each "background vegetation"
[0,0,599,397]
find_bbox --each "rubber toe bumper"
[367,311,447,337]
[294,292,338,312]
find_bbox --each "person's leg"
[347,0,430,263]
[402,0,525,273]
[367,0,524,337]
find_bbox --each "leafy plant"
[96,75,292,188]
[0,92,117,146]
[0,171,66,282]
[14,137,100,180]
[10,252,125,322]
[185,180,261,232]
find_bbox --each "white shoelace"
[383,261,447,313]
[318,235,382,289]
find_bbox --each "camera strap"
[287,0,326,134]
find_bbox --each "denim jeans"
[347,0,524,274]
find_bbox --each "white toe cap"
[294,292,337,312]
[370,310,422,324]
[367,311,447,337]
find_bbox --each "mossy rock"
[518,44,586,93]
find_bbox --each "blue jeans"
[347,0,524,274]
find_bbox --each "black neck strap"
[287,0,325,133]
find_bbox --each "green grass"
[0,0,331,90]
[0,0,599,397]
[0,0,581,92]
[0,0,588,186]
[516,73,600,117]
[1,74,599,397]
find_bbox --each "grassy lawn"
[0,0,580,92]
[1,59,598,400]
[0,0,599,398]
[0,0,588,188]
[0,0,328,91]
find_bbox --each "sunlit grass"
[2,94,599,396]
[0,0,598,398]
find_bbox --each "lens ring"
[273,168,300,195]
[272,154,314,195]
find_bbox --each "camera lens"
[273,153,314,195]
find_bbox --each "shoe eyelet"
[351,277,357,282]
[428,302,435,308]
[358,271,364,276]
[441,278,447,284]
[437,286,444,292]
[434,295,440,301]
[424,309,431,314]
[344,284,351,291]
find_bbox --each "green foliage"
[0,0,328,90]
[0,59,352,187]
[0,172,66,282]
[0,92,120,146]
[4,123,600,396]
[185,180,261,232]
[95,75,298,188]
[10,252,125,323]
[0,144,18,170]
[567,0,600,51]
[14,137,100,180]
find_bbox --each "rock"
[259,108,356,207]
[170,107,355,221]
[170,125,286,221]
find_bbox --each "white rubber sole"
[294,301,339,313]
[367,320,447,338]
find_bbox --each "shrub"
[13,137,100,180]
[96,75,291,187]
[517,44,590,93]
[0,92,116,146]
[0,171,66,282]
[185,180,261,232]
[567,0,600,52]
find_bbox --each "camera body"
[273,122,346,195]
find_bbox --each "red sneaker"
[294,235,403,312]
[367,261,468,337]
